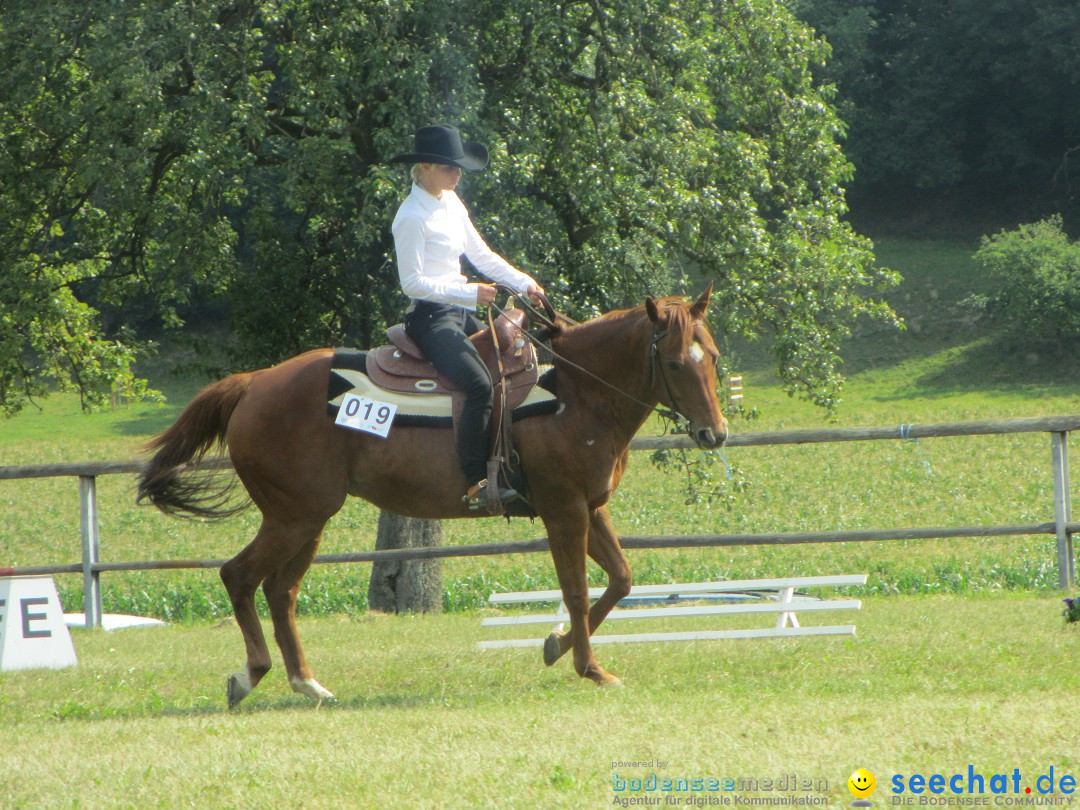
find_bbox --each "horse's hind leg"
[544,506,632,668]
[219,517,325,707]
[262,531,334,703]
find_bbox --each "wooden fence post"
[79,475,103,628]
[1052,431,1075,590]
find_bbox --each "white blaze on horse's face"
[688,340,706,365]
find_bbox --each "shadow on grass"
[196,690,446,717]
[110,408,187,438]
[49,689,452,722]
[106,371,212,438]
[871,332,1080,401]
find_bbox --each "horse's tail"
[137,373,254,519]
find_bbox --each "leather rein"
[491,288,688,426]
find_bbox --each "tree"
[972,216,1080,346]
[367,512,443,614]
[0,0,896,415]
[469,0,897,407]
[792,0,1080,216]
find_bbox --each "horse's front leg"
[585,505,633,632]
[543,505,632,670]
[542,504,622,686]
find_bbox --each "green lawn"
[2,595,1078,808]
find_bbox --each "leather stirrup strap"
[484,305,512,515]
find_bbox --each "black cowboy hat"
[389,124,489,171]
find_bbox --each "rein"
[495,285,576,331]
[489,291,685,426]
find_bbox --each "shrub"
[972,216,1080,344]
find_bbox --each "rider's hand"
[525,282,545,305]
[473,283,498,307]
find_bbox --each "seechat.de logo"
[849,769,878,807]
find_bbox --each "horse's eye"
[666,360,682,372]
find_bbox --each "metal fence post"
[79,475,103,628]
[1052,431,1075,590]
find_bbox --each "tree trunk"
[367,511,443,614]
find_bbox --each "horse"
[137,286,728,707]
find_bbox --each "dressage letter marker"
[0,576,78,671]
[334,393,398,438]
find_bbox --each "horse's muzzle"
[692,425,727,449]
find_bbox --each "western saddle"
[366,306,540,514]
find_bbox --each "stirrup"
[463,479,520,512]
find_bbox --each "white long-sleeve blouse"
[392,183,535,310]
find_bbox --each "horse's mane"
[548,304,643,350]
[551,295,696,344]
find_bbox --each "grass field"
[1,236,1079,808]
[3,595,1079,808]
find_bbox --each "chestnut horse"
[138,287,727,707]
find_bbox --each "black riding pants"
[404,301,493,485]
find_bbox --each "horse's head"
[645,283,728,449]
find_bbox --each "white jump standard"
[478,574,867,650]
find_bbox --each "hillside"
[729,236,1080,429]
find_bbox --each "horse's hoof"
[226,671,252,708]
[584,665,623,688]
[290,676,336,704]
[543,632,565,666]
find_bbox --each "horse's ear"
[646,296,662,324]
[690,281,713,320]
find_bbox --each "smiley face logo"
[848,769,877,799]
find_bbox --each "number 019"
[345,398,391,425]
[336,394,397,437]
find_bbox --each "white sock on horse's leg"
[290,676,336,702]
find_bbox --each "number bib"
[334,393,397,438]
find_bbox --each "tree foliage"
[0,0,896,415]
[972,216,1080,345]
[794,0,1080,207]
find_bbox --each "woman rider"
[389,125,545,509]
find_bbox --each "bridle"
[648,322,688,424]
